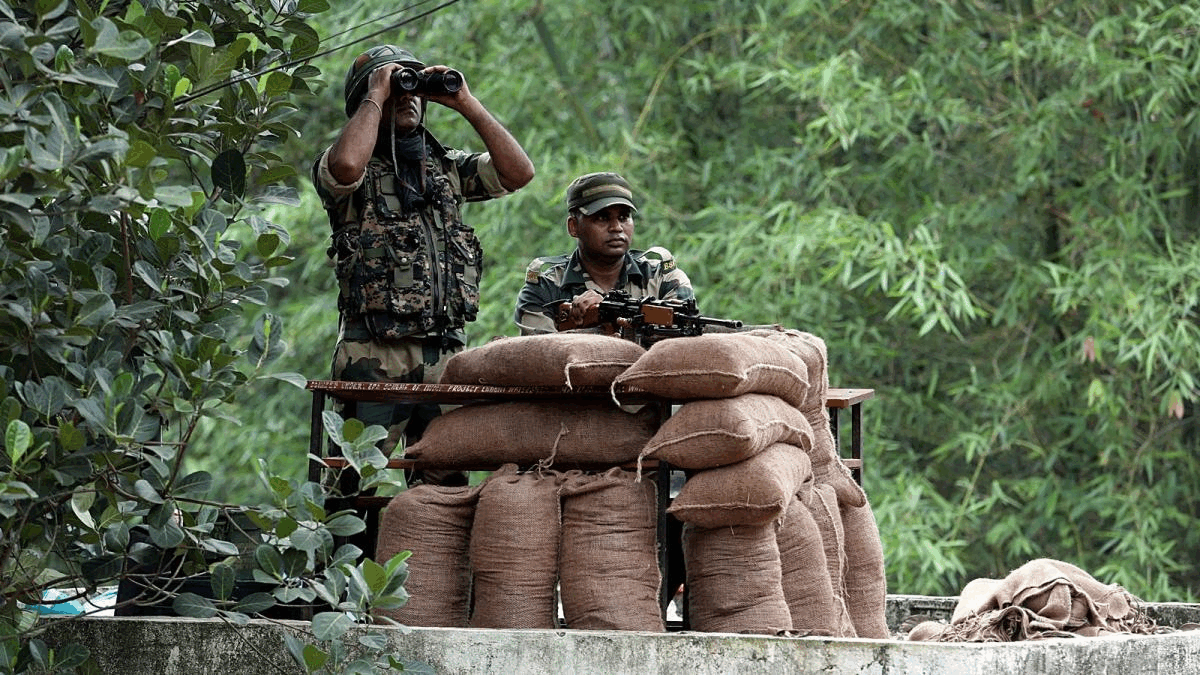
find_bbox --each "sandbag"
[558,468,664,632]
[684,521,793,635]
[469,464,563,629]
[840,497,890,638]
[641,393,812,470]
[405,400,661,469]
[667,442,812,528]
[374,483,481,627]
[777,495,847,637]
[441,333,645,389]
[807,483,856,637]
[744,327,865,508]
[613,332,810,407]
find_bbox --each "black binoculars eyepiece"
[391,67,463,96]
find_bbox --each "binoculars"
[391,67,463,96]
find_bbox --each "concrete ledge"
[37,597,1200,675]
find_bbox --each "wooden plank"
[305,380,629,403]
[825,387,876,408]
[308,380,875,408]
[314,456,661,472]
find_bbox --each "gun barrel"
[701,317,743,328]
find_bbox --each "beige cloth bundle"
[908,558,1158,642]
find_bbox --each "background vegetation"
[3,7,1197,671]
[213,0,1199,602]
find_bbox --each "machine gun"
[551,290,743,346]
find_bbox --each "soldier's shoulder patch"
[525,256,565,284]
[638,246,676,272]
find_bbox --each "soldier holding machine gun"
[514,172,712,341]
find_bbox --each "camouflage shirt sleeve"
[312,145,363,205]
[446,149,510,202]
[513,257,570,335]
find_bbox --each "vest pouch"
[391,250,416,288]
[447,230,483,321]
[344,245,394,315]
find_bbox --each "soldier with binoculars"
[311,45,534,485]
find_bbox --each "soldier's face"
[388,91,423,133]
[570,205,634,260]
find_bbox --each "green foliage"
[223,0,1200,604]
[0,1,418,672]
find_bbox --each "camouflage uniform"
[312,129,511,466]
[514,247,696,335]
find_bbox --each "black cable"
[176,0,463,106]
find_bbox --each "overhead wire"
[176,0,464,105]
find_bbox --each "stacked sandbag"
[558,467,664,631]
[406,333,660,470]
[666,441,813,528]
[614,329,887,637]
[804,484,856,636]
[469,464,564,629]
[377,463,666,631]
[683,521,793,634]
[777,494,849,637]
[404,400,660,470]
[441,332,645,389]
[374,483,482,627]
[746,327,889,638]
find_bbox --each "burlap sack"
[405,401,661,469]
[908,558,1157,642]
[840,498,889,638]
[374,483,482,627]
[667,442,813,528]
[440,333,645,389]
[558,468,664,632]
[683,521,793,635]
[613,332,810,407]
[469,464,563,629]
[807,483,856,637]
[777,496,846,637]
[745,327,865,508]
[641,393,812,470]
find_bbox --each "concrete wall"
[38,596,1200,675]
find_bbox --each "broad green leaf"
[173,592,217,619]
[210,562,235,601]
[74,293,116,328]
[254,544,284,579]
[88,16,151,60]
[233,591,275,614]
[133,479,163,504]
[125,140,157,168]
[311,611,354,641]
[5,420,31,465]
[211,149,246,199]
[70,490,96,529]
[361,558,386,594]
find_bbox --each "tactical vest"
[329,150,483,342]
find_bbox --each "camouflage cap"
[566,172,637,215]
[342,45,425,117]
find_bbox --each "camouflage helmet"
[342,45,425,117]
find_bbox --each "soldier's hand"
[569,290,603,328]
